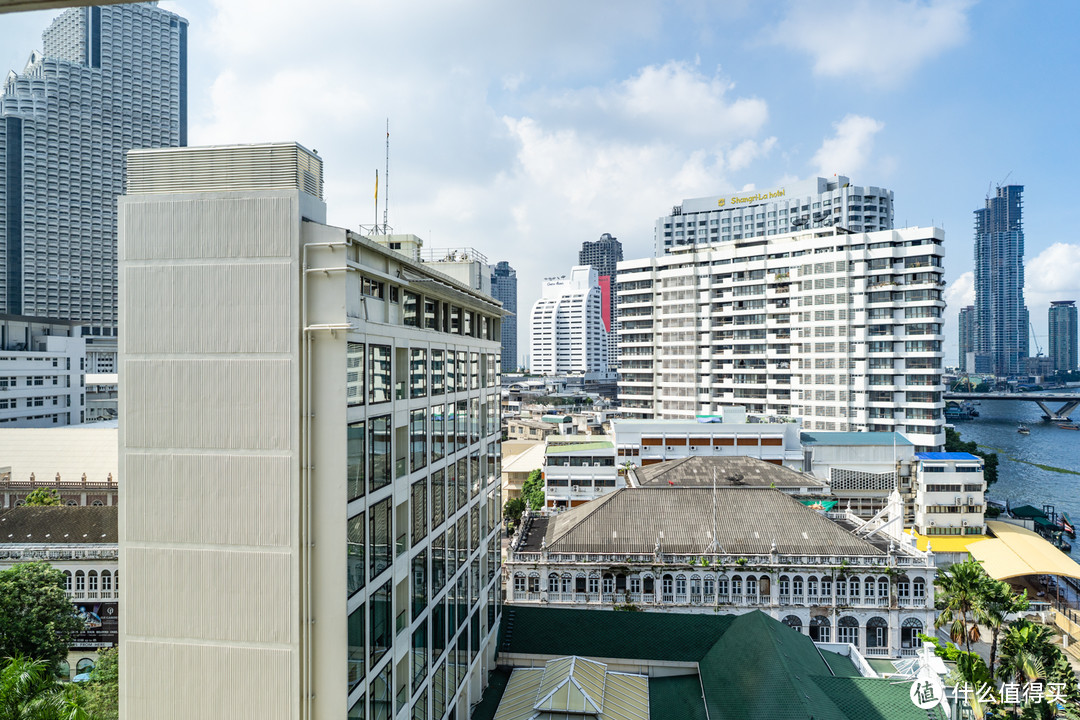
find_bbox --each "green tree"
[999,620,1080,712]
[934,559,988,653]
[23,488,63,507]
[0,655,89,720]
[81,647,118,720]
[0,563,83,668]
[974,577,1029,675]
[502,497,526,530]
[944,428,999,486]
[521,469,545,511]
[920,635,997,719]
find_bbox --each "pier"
[944,392,1080,422]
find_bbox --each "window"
[362,277,385,299]
[411,478,427,545]
[370,649,391,720]
[409,348,427,398]
[431,350,445,396]
[470,353,479,390]
[101,570,112,592]
[369,345,391,404]
[348,602,365,692]
[403,291,420,327]
[838,616,858,645]
[410,409,427,472]
[369,416,391,492]
[348,421,365,501]
[88,571,98,593]
[347,343,365,406]
[445,351,456,393]
[412,549,428,620]
[75,571,85,592]
[370,498,392,580]
[411,620,427,692]
[432,405,445,461]
[348,512,365,597]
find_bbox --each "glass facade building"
[490,261,517,372]
[973,185,1027,376]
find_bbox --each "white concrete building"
[0,315,85,426]
[119,143,503,720]
[542,438,619,509]
[0,3,186,337]
[655,176,893,255]
[617,226,946,450]
[911,452,985,538]
[530,266,607,375]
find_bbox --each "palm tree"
[975,577,1029,675]
[934,559,988,653]
[0,655,89,720]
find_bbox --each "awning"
[969,520,1080,581]
[800,500,838,511]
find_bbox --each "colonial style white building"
[506,487,936,658]
[530,266,607,375]
[617,225,946,451]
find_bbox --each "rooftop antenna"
[704,468,724,554]
[383,118,390,232]
[373,169,379,230]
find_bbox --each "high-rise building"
[1049,300,1078,374]
[529,266,607,376]
[119,144,503,720]
[617,226,946,451]
[578,233,623,369]
[958,305,975,371]
[0,3,186,337]
[655,176,894,256]
[973,185,1027,376]
[490,261,517,372]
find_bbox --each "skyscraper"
[0,3,186,335]
[530,266,607,376]
[579,233,622,370]
[119,144,503,719]
[973,185,1027,375]
[490,261,517,372]
[1049,300,1078,374]
[959,305,975,371]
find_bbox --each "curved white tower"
[530,266,607,375]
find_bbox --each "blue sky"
[2,0,1078,364]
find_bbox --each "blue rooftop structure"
[915,452,981,461]
[800,431,912,446]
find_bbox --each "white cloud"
[768,0,975,86]
[1026,243,1080,350]
[811,115,884,177]
[945,271,975,308]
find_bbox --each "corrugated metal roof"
[632,456,822,488]
[915,452,980,461]
[0,506,117,544]
[492,668,544,720]
[801,431,912,446]
[539,487,885,556]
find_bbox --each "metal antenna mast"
[383,118,390,231]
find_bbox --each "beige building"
[500,442,545,503]
[119,143,503,720]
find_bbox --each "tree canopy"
[81,647,118,720]
[521,469,545,511]
[0,562,83,667]
[944,428,999,486]
[0,655,89,720]
[23,488,63,506]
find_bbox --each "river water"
[948,393,1080,542]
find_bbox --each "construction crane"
[1030,320,1043,357]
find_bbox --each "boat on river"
[1018,424,1030,435]
[1057,422,1080,430]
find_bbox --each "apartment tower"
[958,305,975,372]
[490,261,517,372]
[973,185,1027,376]
[618,226,946,450]
[0,3,186,346]
[529,266,607,376]
[1049,300,1078,374]
[119,144,503,719]
[578,233,623,370]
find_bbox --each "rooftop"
[629,456,823,489]
[801,431,912,447]
[0,425,118,485]
[915,452,981,461]
[519,487,886,557]
[0,505,118,544]
[546,441,614,455]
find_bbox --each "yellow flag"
[375,169,379,201]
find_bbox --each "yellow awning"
[907,531,989,553]
[968,521,1080,581]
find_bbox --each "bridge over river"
[944,392,1080,422]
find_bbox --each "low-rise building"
[626,455,828,498]
[542,439,619,509]
[506,486,935,658]
[500,441,545,503]
[506,416,566,441]
[0,505,118,678]
[911,452,985,537]
[801,431,916,518]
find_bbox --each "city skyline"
[1,1,1078,365]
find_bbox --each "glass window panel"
[370,498,392,580]
[409,348,426,398]
[369,345,391,404]
[370,415,391,492]
[411,618,428,692]
[432,531,447,596]
[446,525,457,579]
[470,353,479,390]
[450,306,462,335]
[431,468,445,530]
[432,594,446,655]
[410,409,427,472]
[348,421,365,501]
[411,688,427,720]
[347,343,365,406]
[412,548,428,620]
[424,299,437,331]
[371,658,391,720]
[469,398,480,446]
[348,694,366,720]
[456,354,467,393]
[370,579,393,668]
[348,601,365,692]
[431,405,445,462]
[431,350,444,396]
[445,351,456,393]
[433,660,446,719]
[455,400,468,453]
[348,511,365,597]
[456,457,468,512]
[411,477,427,545]
[404,291,420,327]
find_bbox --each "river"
[948,393,1080,544]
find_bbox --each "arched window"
[548,573,559,593]
[101,570,112,592]
[792,576,804,598]
[602,573,614,594]
[615,573,627,592]
[807,576,818,598]
[689,575,701,597]
[65,500,78,506]
[864,577,875,598]
[717,576,729,598]
[629,575,641,594]
[897,575,910,599]
[778,575,790,596]
[878,577,889,599]
[587,573,599,594]
[513,574,526,593]
[88,571,98,593]
[91,500,104,507]
[63,571,72,592]
[75,571,85,592]
[901,617,924,649]
[563,573,574,593]
[731,575,742,595]
[703,575,714,597]
[837,616,859,645]
[849,576,860,598]
[746,576,758,597]
[782,615,803,632]
[809,615,831,642]
[912,577,926,599]
[675,575,687,597]
[866,617,888,648]
[528,573,540,593]
[75,658,95,676]
[821,576,832,597]
[661,574,673,596]
[114,571,118,592]
[642,575,654,594]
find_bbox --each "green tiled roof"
[648,675,707,720]
[813,676,946,720]
[545,441,614,454]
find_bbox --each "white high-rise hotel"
[618,225,947,451]
[529,266,607,375]
[0,3,186,336]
